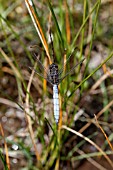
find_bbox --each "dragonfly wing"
[33,53,50,76]
[58,47,78,75]
[58,58,85,83]
[29,67,47,79]
[30,67,54,85]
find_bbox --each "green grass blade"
[47,0,64,49]
[69,52,113,98]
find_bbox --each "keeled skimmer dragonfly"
[25,0,85,124]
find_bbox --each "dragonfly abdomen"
[53,85,59,124]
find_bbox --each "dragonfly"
[25,0,85,124]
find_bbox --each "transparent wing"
[31,53,55,85]
[58,58,85,83]
[29,66,47,79]
[30,66,54,85]
[33,53,49,76]
[58,47,77,75]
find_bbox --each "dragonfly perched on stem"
[33,52,85,124]
[25,0,85,124]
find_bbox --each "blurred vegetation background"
[0,0,113,170]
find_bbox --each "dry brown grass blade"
[43,58,48,93]
[55,157,60,170]
[62,125,113,168]
[58,50,67,129]
[102,64,107,74]
[95,114,113,151]
[42,12,51,93]
[43,78,47,93]
[90,69,113,92]
[64,0,71,44]
[79,100,113,134]
[77,149,107,170]
[25,0,52,64]
[63,53,67,73]
[78,149,108,170]
[58,109,63,129]
[0,48,23,81]
[24,62,40,161]
[2,66,14,75]
[0,98,20,109]
[0,123,10,170]
[102,64,113,77]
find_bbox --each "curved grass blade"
[69,52,113,98]
[25,0,52,64]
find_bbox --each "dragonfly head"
[49,63,58,69]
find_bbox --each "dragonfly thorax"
[48,63,59,85]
